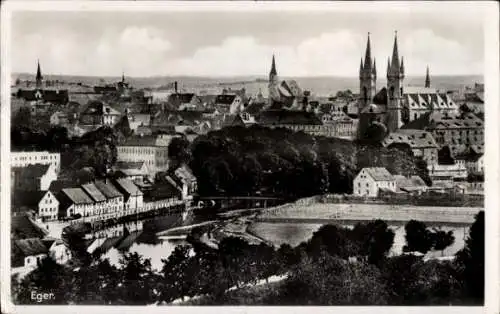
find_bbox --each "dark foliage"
[438,146,455,165]
[403,220,434,254]
[455,211,484,304]
[190,125,421,198]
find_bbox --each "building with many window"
[58,188,95,219]
[117,134,179,176]
[11,151,61,173]
[382,129,439,165]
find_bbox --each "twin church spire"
[359,32,406,80]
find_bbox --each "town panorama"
[9,10,485,306]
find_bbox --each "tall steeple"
[425,66,431,88]
[36,59,43,88]
[358,32,377,117]
[400,57,405,78]
[386,31,405,133]
[269,54,278,82]
[363,32,372,74]
[122,71,125,83]
[389,31,400,77]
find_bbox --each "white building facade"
[11,151,61,173]
[353,167,397,197]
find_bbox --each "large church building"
[357,32,459,139]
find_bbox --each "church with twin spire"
[357,32,459,139]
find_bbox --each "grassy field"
[260,202,481,224]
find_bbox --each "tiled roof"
[14,238,49,256]
[257,110,322,125]
[215,94,236,105]
[281,80,302,97]
[114,178,143,197]
[81,183,107,202]
[361,103,385,114]
[12,164,51,179]
[48,179,76,194]
[174,164,196,183]
[115,161,146,170]
[394,175,427,189]
[383,130,438,149]
[168,93,196,108]
[16,89,69,104]
[12,190,48,209]
[11,214,50,240]
[243,102,266,115]
[362,167,395,181]
[151,110,204,127]
[94,180,123,199]
[120,135,158,147]
[82,101,121,116]
[143,181,181,202]
[402,112,483,130]
[61,188,94,204]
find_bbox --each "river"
[96,201,478,270]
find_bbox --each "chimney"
[174,81,178,94]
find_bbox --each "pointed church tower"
[269,54,278,84]
[425,66,431,88]
[386,31,405,132]
[359,33,377,114]
[36,59,43,88]
[268,54,280,106]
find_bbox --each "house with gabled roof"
[393,175,428,194]
[12,163,58,191]
[81,183,108,220]
[80,100,122,127]
[94,180,124,217]
[12,237,71,275]
[353,167,396,197]
[12,189,59,222]
[58,187,95,219]
[114,178,144,213]
[382,129,439,165]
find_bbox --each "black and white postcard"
[1,1,499,313]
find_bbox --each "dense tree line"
[12,122,120,178]
[12,212,484,305]
[186,125,431,198]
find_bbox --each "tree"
[432,229,455,256]
[403,220,434,254]
[12,106,33,128]
[279,253,388,305]
[362,122,387,145]
[381,254,462,305]
[116,252,157,305]
[160,245,193,303]
[12,256,72,304]
[438,146,455,165]
[415,157,432,186]
[168,136,191,169]
[455,211,484,303]
[351,220,395,266]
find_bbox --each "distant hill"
[13,73,483,97]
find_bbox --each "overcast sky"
[11,4,485,77]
